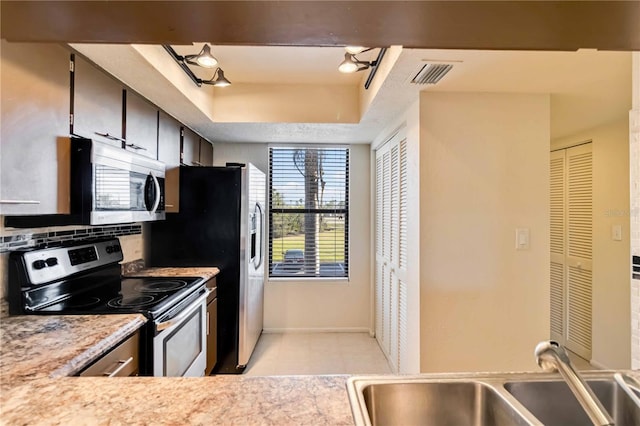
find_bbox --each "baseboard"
[590,359,611,370]
[262,327,371,334]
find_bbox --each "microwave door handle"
[149,172,161,213]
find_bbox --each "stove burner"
[107,295,157,309]
[65,297,101,309]
[135,280,188,293]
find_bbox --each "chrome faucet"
[534,340,614,426]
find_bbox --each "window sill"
[267,277,350,284]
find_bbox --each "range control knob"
[45,257,58,267]
[32,260,46,270]
[106,246,114,254]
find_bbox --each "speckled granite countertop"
[0,266,353,425]
[0,308,146,389]
[2,375,352,425]
[124,266,220,281]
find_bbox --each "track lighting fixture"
[184,44,218,68]
[201,68,232,87]
[162,44,231,88]
[338,52,371,73]
[337,47,388,90]
[344,46,366,55]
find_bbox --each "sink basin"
[347,372,640,426]
[360,381,531,426]
[505,377,640,426]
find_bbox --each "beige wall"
[211,84,360,124]
[552,118,631,369]
[418,92,551,373]
[358,46,403,121]
[629,52,640,370]
[213,142,372,332]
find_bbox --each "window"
[269,147,349,278]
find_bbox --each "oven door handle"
[155,289,209,332]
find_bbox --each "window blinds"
[268,147,349,278]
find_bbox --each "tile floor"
[243,332,392,376]
[242,333,596,376]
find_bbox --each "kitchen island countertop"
[0,264,352,426]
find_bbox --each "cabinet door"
[199,140,214,166]
[181,127,201,166]
[125,90,158,159]
[158,112,181,213]
[0,41,70,215]
[206,297,218,375]
[79,331,140,377]
[72,54,123,148]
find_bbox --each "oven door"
[152,287,208,377]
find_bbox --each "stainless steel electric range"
[8,238,209,377]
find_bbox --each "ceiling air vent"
[411,63,453,85]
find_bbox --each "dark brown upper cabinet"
[181,127,201,166]
[125,90,158,159]
[199,140,213,166]
[71,54,124,149]
[158,112,181,168]
[0,41,71,216]
[158,112,182,213]
[181,127,214,167]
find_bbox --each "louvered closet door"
[565,143,593,359]
[388,144,400,372]
[549,143,592,360]
[550,150,566,344]
[375,134,409,373]
[396,139,409,372]
[375,155,384,345]
[375,144,392,356]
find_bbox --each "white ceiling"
[393,48,632,140]
[73,44,632,144]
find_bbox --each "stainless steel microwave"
[70,138,165,225]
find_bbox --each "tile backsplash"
[0,224,141,253]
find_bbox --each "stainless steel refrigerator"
[144,163,266,374]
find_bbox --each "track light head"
[201,68,232,87]
[338,53,359,73]
[345,46,366,55]
[184,44,218,68]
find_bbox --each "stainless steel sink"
[505,377,640,426]
[347,372,640,426]
[360,381,532,426]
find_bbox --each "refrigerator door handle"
[253,202,264,270]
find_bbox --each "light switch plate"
[515,228,530,250]
[612,224,622,241]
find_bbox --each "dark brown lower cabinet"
[206,278,218,375]
[79,330,140,377]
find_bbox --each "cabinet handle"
[126,143,147,151]
[95,132,126,142]
[165,204,175,208]
[206,312,210,335]
[0,199,41,204]
[103,357,134,377]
